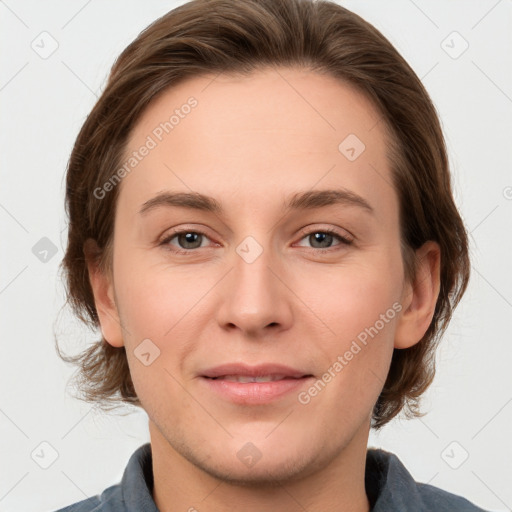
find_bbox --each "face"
[95,67,418,483]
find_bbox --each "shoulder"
[50,443,155,512]
[53,496,101,512]
[415,480,491,511]
[51,482,122,511]
[367,448,491,512]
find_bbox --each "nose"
[215,241,294,338]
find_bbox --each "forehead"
[117,67,396,223]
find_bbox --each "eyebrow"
[138,188,374,216]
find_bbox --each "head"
[58,0,469,482]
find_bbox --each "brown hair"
[57,0,470,429]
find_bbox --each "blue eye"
[160,227,353,255]
[296,229,353,251]
[160,231,211,253]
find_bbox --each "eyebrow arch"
[139,191,223,216]
[286,189,374,215]
[138,188,374,216]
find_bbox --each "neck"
[150,421,371,512]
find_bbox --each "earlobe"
[83,238,125,348]
[394,241,441,349]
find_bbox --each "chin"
[193,450,320,487]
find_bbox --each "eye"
[295,228,353,251]
[159,227,353,255]
[160,229,214,254]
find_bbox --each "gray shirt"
[54,443,490,511]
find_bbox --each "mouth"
[200,362,312,380]
[199,363,314,404]
[205,374,310,383]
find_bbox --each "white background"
[1,1,511,511]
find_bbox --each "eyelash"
[159,227,353,255]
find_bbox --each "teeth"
[219,374,288,383]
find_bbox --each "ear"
[394,240,441,349]
[83,238,125,348]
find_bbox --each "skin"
[86,67,441,512]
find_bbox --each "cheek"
[114,252,207,340]
[297,253,403,342]
[292,252,401,403]
[112,256,215,399]
[116,267,198,411]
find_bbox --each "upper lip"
[200,363,312,379]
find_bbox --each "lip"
[199,363,314,405]
[200,363,311,379]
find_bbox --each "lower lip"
[200,376,313,405]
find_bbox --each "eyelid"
[159,224,205,241]
[295,224,354,242]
